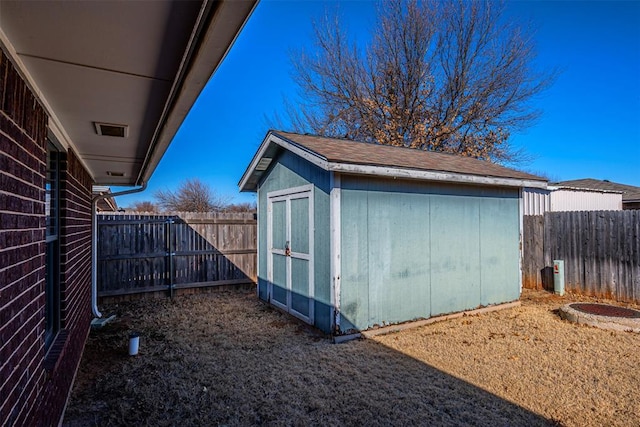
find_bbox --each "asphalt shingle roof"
[274,131,546,182]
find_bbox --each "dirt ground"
[63,289,639,427]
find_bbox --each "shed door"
[267,186,314,324]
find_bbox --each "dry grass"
[63,289,640,427]
[373,290,640,427]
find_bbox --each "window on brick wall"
[45,141,61,349]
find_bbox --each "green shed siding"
[257,150,332,332]
[479,197,521,305]
[340,176,520,331]
[429,193,482,315]
[338,187,370,331]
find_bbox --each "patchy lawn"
[63,289,639,427]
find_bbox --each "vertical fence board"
[522,215,544,289]
[523,210,640,304]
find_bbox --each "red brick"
[1,50,93,426]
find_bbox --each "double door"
[267,185,314,324]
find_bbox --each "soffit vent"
[106,171,125,177]
[94,122,129,138]
[256,158,272,171]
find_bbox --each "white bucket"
[129,332,140,356]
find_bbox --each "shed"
[239,131,548,334]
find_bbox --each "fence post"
[167,217,175,298]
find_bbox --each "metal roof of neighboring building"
[239,130,548,191]
[553,179,640,202]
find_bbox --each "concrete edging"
[332,333,362,344]
[559,303,640,333]
[360,300,522,339]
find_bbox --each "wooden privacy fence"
[97,212,257,297]
[523,210,640,303]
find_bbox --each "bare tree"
[288,0,555,163]
[224,202,257,213]
[154,178,231,212]
[129,201,159,213]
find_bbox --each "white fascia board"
[238,132,277,192]
[271,134,329,170]
[328,162,548,189]
[0,27,95,180]
[141,0,258,185]
[238,132,329,192]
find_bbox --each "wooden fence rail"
[97,212,257,297]
[523,211,640,303]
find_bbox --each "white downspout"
[91,183,147,318]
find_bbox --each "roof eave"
[0,27,95,178]
[238,133,274,192]
[138,0,258,186]
[550,185,624,194]
[238,130,329,192]
[240,131,548,192]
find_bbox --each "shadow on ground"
[64,290,555,426]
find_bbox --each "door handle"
[285,241,291,257]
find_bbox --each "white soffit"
[139,0,257,184]
[0,0,257,185]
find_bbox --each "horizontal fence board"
[97,212,257,297]
[97,219,171,225]
[172,278,255,290]
[173,249,257,256]
[100,252,168,261]
[523,211,640,304]
[98,285,171,297]
[181,219,257,225]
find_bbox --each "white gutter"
[136,0,213,185]
[91,183,147,317]
[138,0,258,185]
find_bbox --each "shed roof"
[239,130,548,191]
[553,178,640,202]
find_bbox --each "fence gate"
[97,212,256,297]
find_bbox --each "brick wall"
[0,49,93,426]
[36,148,93,425]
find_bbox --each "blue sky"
[117,0,640,208]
